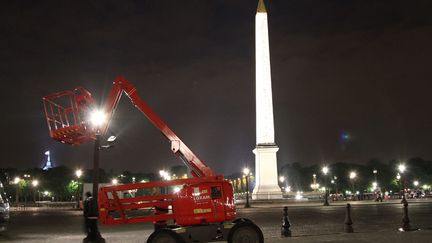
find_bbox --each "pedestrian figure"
[83,192,105,243]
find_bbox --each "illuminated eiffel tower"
[42,150,53,170]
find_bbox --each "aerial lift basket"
[43,87,96,145]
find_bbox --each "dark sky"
[1,0,431,176]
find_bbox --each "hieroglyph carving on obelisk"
[253,0,282,199]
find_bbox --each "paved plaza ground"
[0,199,431,242]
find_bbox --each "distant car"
[0,182,10,231]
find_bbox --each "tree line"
[278,157,432,194]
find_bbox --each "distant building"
[42,150,53,170]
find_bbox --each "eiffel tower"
[43,150,53,170]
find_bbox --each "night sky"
[1,0,431,176]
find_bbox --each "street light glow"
[173,186,181,193]
[279,176,285,183]
[75,169,82,178]
[112,178,118,185]
[349,171,357,179]
[413,181,419,186]
[32,180,39,187]
[89,109,107,127]
[13,177,20,184]
[398,164,406,173]
[243,168,250,175]
[322,166,329,175]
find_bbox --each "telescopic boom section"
[102,76,215,178]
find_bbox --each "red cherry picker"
[43,76,263,243]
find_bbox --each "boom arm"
[101,76,215,178]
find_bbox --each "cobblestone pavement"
[1,199,431,242]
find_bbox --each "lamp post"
[31,180,39,203]
[322,166,329,206]
[311,174,319,192]
[89,109,108,240]
[159,170,171,194]
[90,109,106,199]
[75,169,82,209]
[398,164,407,204]
[349,171,357,200]
[333,176,338,195]
[243,168,251,208]
[92,133,101,198]
[373,169,378,182]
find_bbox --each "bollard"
[344,203,354,233]
[281,206,292,237]
[400,201,411,231]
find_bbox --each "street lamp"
[322,166,329,206]
[397,163,407,204]
[413,181,419,187]
[89,109,109,240]
[311,174,319,192]
[279,176,285,183]
[372,182,378,191]
[112,178,118,185]
[75,169,83,209]
[76,169,83,178]
[159,170,171,193]
[243,168,251,208]
[373,169,378,181]
[333,176,338,195]
[349,171,357,200]
[32,180,39,203]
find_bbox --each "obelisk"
[253,0,282,199]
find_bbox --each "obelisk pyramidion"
[253,0,282,199]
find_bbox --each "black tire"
[227,221,264,243]
[232,218,253,224]
[147,229,184,243]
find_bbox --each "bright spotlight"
[89,109,107,127]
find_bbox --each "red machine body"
[43,76,236,226]
[98,176,235,226]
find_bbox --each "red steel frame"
[98,175,234,225]
[101,76,215,178]
[43,87,95,145]
[43,77,236,227]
